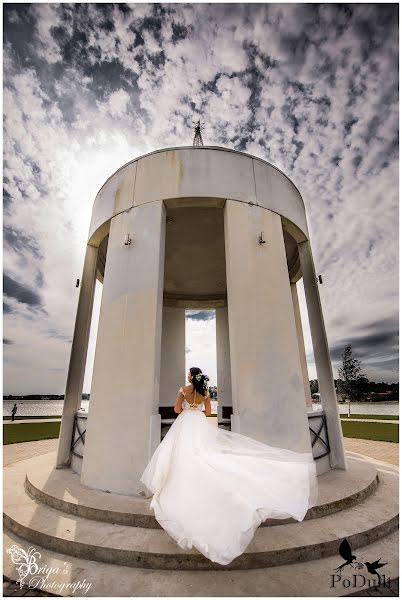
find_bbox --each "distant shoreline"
[4,398,399,403]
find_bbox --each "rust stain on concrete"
[167,149,183,194]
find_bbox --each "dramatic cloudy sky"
[3,2,399,395]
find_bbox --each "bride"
[140,366,318,566]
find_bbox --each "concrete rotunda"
[56,146,347,497]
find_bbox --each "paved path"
[3,439,59,467]
[4,435,399,468]
[342,437,399,467]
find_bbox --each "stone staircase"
[3,451,399,596]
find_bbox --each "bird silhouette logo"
[334,539,388,586]
[334,539,363,573]
[363,559,389,585]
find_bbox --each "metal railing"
[308,413,330,459]
[70,414,86,459]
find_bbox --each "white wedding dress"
[140,386,318,566]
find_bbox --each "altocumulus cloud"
[3,3,398,394]
[186,310,215,322]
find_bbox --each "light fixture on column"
[76,279,80,287]
[317,274,323,284]
[259,231,266,245]
[124,234,132,246]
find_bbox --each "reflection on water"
[3,399,398,418]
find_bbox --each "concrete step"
[3,527,399,597]
[3,459,399,571]
[24,452,379,528]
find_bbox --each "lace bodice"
[179,386,209,411]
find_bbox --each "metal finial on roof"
[192,119,205,146]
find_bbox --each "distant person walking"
[11,403,18,422]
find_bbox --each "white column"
[216,306,232,421]
[80,201,166,495]
[159,307,186,407]
[56,244,98,468]
[298,239,348,469]
[224,200,312,454]
[290,282,313,408]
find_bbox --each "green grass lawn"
[3,415,62,421]
[339,414,399,420]
[3,422,61,444]
[341,420,398,443]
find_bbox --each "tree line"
[309,344,399,402]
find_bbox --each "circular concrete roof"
[88,145,309,246]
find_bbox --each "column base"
[149,413,162,457]
[231,414,241,433]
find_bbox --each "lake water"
[3,400,90,418]
[3,399,398,418]
[312,402,399,416]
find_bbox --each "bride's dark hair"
[189,367,209,396]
